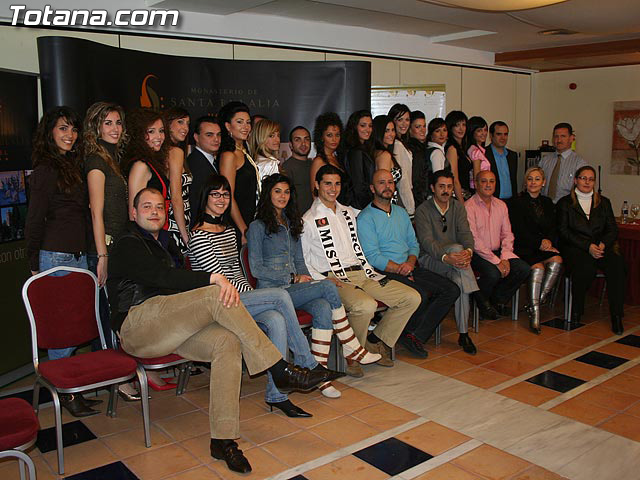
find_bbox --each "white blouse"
[392,139,415,215]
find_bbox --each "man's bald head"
[370,169,395,203]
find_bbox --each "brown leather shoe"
[365,341,394,367]
[345,362,364,378]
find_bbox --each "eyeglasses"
[209,192,231,199]
[440,214,448,233]
[576,176,595,182]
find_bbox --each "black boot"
[60,394,100,418]
[612,315,624,335]
[210,439,251,473]
[473,292,498,320]
[270,362,342,393]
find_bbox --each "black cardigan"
[508,192,557,259]
[107,222,211,332]
[556,193,618,252]
[343,147,375,210]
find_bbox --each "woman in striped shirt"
[188,174,332,418]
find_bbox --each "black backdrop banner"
[38,36,371,133]
[0,69,37,379]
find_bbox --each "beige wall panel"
[0,26,118,73]
[326,53,400,86]
[120,35,233,59]
[532,65,640,210]
[399,61,462,111]
[233,44,324,61]
[461,68,517,130]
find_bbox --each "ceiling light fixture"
[421,1,567,12]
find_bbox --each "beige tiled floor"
[1,295,640,479]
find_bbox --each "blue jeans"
[239,288,317,403]
[283,280,338,330]
[39,250,88,360]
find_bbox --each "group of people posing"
[24,100,626,474]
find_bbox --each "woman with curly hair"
[248,118,282,181]
[123,109,171,228]
[387,104,415,216]
[248,173,380,393]
[165,107,193,252]
[372,115,402,206]
[218,101,257,245]
[25,106,101,416]
[309,112,353,206]
[343,110,375,209]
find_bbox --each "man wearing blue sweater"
[357,170,459,358]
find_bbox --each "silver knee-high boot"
[539,262,562,305]
[526,268,544,334]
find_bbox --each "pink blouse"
[467,144,491,189]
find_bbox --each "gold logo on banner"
[140,74,162,109]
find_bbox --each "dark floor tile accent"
[287,476,308,480]
[542,318,585,331]
[616,334,640,349]
[0,387,53,406]
[353,437,433,476]
[526,370,586,393]
[64,461,139,479]
[575,351,628,369]
[37,420,97,453]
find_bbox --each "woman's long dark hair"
[122,108,169,176]
[344,110,375,159]
[465,116,488,148]
[32,106,83,193]
[255,173,304,239]
[372,115,398,167]
[444,110,468,160]
[387,103,411,146]
[312,112,344,164]
[218,101,250,154]
[192,174,233,229]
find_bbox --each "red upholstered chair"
[128,353,192,395]
[0,398,39,480]
[22,267,151,475]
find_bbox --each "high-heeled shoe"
[80,394,103,407]
[118,387,142,402]
[266,399,312,418]
[147,377,177,391]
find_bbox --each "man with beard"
[357,169,459,358]
[282,126,313,212]
[414,170,480,354]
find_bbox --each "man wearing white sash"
[301,165,420,371]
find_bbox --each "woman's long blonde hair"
[248,119,280,159]
[83,102,127,179]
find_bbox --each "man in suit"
[539,122,586,203]
[187,116,221,224]
[485,121,518,201]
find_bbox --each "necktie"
[548,154,562,200]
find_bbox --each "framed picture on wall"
[612,101,640,175]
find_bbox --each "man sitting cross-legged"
[107,188,338,474]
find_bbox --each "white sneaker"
[320,383,341,398]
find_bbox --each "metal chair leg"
[32,380,41,414]
[435,324,442,345]
[50,389,65,475]
[599,280,607,306]
[136,366,152,448]
[472,299,479,333]
[107,384,118,417]
[0,451,36,480]
[511,289,520,321]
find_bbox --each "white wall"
[532,65,640,212]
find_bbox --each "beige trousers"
[329,270,420,347]
[119,285,282,439]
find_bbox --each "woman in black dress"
[509,167,562,333]
[444,111,471,203]
[557,165,626,334]
[309,112,353,206]
[343,110,375,209]
[218,101,258,245]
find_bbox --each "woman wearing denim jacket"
[247,174,381,393]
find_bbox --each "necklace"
[203,213,224,225]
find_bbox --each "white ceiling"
[150,0,640,53]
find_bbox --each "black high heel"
[266,399,312,418]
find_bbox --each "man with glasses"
[466,170,530,321]
[414,170,479,354]
[357,170,459,358]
